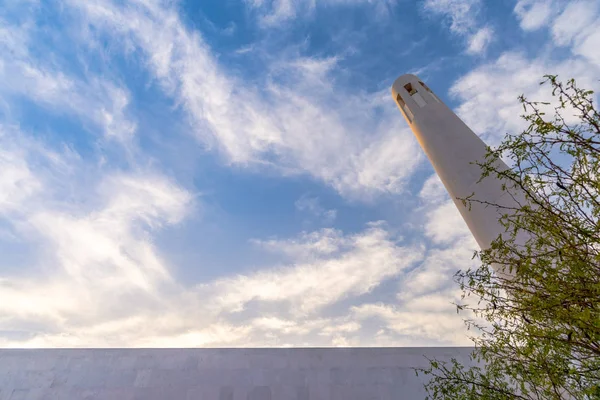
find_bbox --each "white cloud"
[0,19,136,143]
[27,173,191,290]
[552,0,599,44]
[467,25,494,54]
[514,0,600,68]
[419,174,447,205]
[348,175,482,346]
[249,0,305,26]
[373,236,479,346]
[244,190,482,347]
[329,165,483,347]
[205,225,424,315]
[0,207,429,346]
[398,234,477,301]
[65,0,420,199]
[514,0,556,31]
[246,0,397,26]
[295,195,337,224]
[0,128,41,215]
[253,228,345,258]
[0,161,193,304]
[423,0,481,35]
[575,27,600,67]
[418,174,472,245]
[424,201,471,244]
[98,174,192,228]
[352,302,469,345]
[0,118,199,346]
[423,0,492,54]
[551,1,600,65]
[449,51,600,145]
[0,125,427,346]
[352,235,480,346]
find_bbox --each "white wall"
[0,348,476,400]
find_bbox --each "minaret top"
[391,73,420,92]
[391,74,443,125]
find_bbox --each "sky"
[0,0,599,348]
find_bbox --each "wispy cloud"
[246,0,397,27]
[0,124,465,347]
[513,0,600,68]
[364,174,481,346]
[467,26,494,55]
[423,0,481,35]
[253,228,345,258]
[449,51,600,146]
[1,197,429,346]
[423,0,493,54]
[551,1,600,66]
[350,233,478,346]
[0,129,42,215]
[0,18,136,143]
[206,225,424,316]
[0,123,195,346]
[66,0,420,199]
[0,124,436,349]
[295,195,337,224]
[513,0,557,31]
[449,0,600,144]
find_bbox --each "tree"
[419,76,600,400]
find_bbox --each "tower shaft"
[392,74,522,251]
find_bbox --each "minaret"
[391,74,523,251]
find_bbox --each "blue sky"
[0,0,599,347]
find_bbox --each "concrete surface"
[0,347,475,399]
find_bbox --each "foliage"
[419,76,600,399]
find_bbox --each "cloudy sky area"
[0,0,599,347]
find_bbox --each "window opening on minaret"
[404,83,427,108]
[404,83,417,95]
[419,81,441,103]
[396,94,414,123]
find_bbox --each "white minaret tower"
[391,74,522,252]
